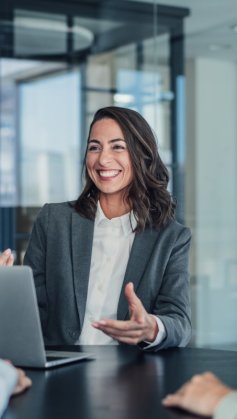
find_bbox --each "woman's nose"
[98,148,113,165]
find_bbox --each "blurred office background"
[0,0,237,350]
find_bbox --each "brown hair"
[74,106,176,232]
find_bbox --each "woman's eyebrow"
[109,138,126,143]
[88,139,100,144]
[88,138,125,143]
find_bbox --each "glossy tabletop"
[6,346,237,419]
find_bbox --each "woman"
[24,106,191,350]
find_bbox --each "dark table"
[5,346,237,419]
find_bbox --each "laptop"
[0,266,93,368]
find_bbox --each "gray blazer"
[24,202,192,350]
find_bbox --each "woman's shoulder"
[36,201,77,220]
[159,219,191,240]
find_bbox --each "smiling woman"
[24,106,192,350]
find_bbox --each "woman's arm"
[24,204,49,333]
[92,226,192,349]
[151,226,192,349]
[0,360,31,417]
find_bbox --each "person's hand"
[162,372,233,416]
[12,368,32,396]
[0,249,14,266]
[92,282,158,344]
[3,360,32,396]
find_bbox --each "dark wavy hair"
[74,106,176,232]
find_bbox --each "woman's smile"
[96,169,122,180]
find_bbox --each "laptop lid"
[0,266,92,368]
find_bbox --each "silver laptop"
[0,266,93,368]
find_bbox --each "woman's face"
[86,118,133,201]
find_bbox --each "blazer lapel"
[117,227,159,320]
[71,213,94,328]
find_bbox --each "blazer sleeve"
[150,226,192,350]
[24,204,49,332]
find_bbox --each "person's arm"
[214,391,237,419]
[150,226,192,349]
[162,372,235,417]
[0,249,14,266]
[0,361,17,417]
[92,227,191,349]
[0,360,31,418]
[23,204,49,332]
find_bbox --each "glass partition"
[1,1,187,260]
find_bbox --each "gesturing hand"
[92,282,158,345]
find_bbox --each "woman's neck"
[99,194,131,219]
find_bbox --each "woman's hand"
[162,372,233,416]
[92,282,158,345]
[0,249,14,266]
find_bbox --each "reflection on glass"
[19,71,81,206]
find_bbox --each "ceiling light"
[14,17,94,51]
[114,93,135,104]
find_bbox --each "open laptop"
[0,266,93,368]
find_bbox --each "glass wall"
[184,4,237,350]
[4,0,237,353]
[1,1,186,262]
[85,35,171,167]
[19,70,81,206]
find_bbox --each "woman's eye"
[88,145,100,152]
[113,144,125,150]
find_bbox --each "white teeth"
[99,170,120,178]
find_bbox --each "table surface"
[6,346,237,419]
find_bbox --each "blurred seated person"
[0,252,31,417]
[0,249,14,266]
[0,359,32,418]
[162,372,237,418]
